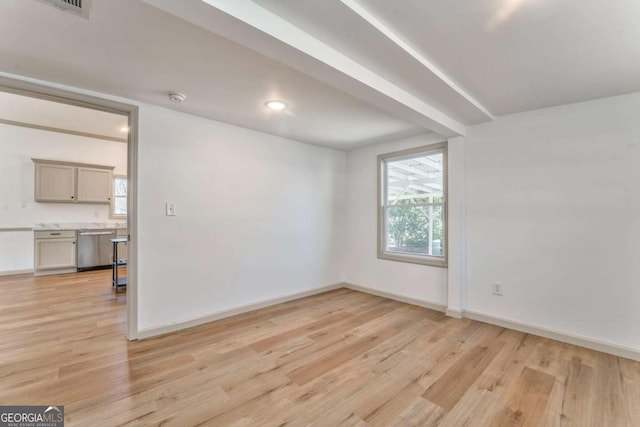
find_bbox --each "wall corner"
[446,136,466,314]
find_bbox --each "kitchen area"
[0,89,129,293]
[30,158,128,291]
[34,223,127,287]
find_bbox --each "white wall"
[344,134,448,307]
[136,105,345,330]
[0,72,346,336]
[464,92,640,351]
[0,124,127,273]
[343,92,640,354]
[5,72,638,355]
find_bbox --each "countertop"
[33,222,127,231]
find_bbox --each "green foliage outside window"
[387,197,443,256]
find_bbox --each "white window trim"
[111,174,127,219]
[377,142,448,268]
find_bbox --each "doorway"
[0,75,138,340]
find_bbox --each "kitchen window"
[378,143,447,267]
[111,175,127,218]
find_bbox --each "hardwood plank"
[592,352,630,426]
[1,271,639,426]
[361,362,431,426]
[250,311,353,353]
[287,327,396,385]
[619,357,640,426]
[388,397,445,427]
[559,357,596,426]
[306,302,399,341]
[423,340,505,410]
[439,332,536,427]
[490,367,556,427]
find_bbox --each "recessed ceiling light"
[120,126,130,133]
[265,100,287,111]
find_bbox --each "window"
[378,143,447,267]
[111,175,127,218]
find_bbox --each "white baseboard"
[135,279,640,362]
[464,309,640,362]
[136,283,343,340]
[344,282,640,361]
[0,268,33,276]
[343,282,447,313]
[34,268,76,277]
[445,308,463,319]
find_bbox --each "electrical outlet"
[165,202,176,216]
[492,281,503,296]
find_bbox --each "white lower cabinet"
[34,230,77,275]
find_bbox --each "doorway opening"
[0,75,138,340]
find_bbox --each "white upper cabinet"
[77,167,112,203]
[33,159,114,204]
[34,163,76,202]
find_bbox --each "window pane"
[431,204,445,256]
[114,177,127,197]
[386,203,444,256]
[379,145,447,265]
[386,151,443,205]
[114,196,127,215]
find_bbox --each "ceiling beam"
[339,0,494,121]
[390,162,433,177]
[388,170,412,180]
[389,177,441,186]
[140,0,466,137]
[414,156,443,171]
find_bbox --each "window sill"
[377,250,447,268]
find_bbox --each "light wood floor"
[1,271,638,426]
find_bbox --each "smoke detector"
[37,0,92,19]
[168,92,187,104]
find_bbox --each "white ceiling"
[354,0,640,115]
[0,91,128,140]
[251,0,492,125]
[1,0,639,149]
[0,0,424,150]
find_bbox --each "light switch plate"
[492,281,503,296]
[165,202,176,216]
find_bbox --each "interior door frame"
[0,75,140,340]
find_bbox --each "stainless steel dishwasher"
[77,229,115,271]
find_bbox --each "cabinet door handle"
[70,196,74,199]
[72,241,76,244]
[50,232,61,236]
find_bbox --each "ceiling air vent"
[37,0,92,19]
